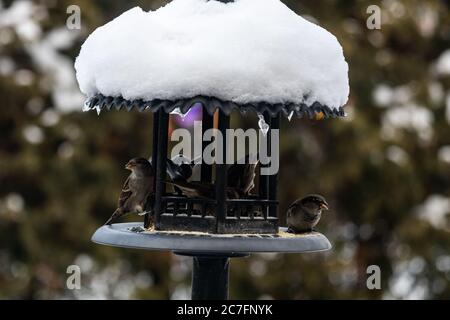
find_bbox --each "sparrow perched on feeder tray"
[105,158,154,225]
[286,194,329,233]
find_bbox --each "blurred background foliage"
[0,0,449,299]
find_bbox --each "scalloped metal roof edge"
[83,94,347,119]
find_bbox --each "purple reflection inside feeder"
[172,103,203,127]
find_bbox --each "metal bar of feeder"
[215,111,229,233]
[259,112,271,217]
[269,115,280,218]
[146,111,160,228]
[154,111,169,230]
[201,108,214,183]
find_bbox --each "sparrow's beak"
[320,202,330,210]
[125,162,135,170]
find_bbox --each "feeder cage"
[86,95,344,235]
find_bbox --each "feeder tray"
[92,223,332,255]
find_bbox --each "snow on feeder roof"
[75,0,349,118]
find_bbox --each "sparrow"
[171,154,202,182]
[226,154,258,197]
[166,154,258,199]
[286,194,329,233]
[189,159,202,182]
[148,155,192,182]
[165,155,197,196]
[165,180,239,216]
[105,158,154,225]
[166,157,193,182]
[165,180,240,199]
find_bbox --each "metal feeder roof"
[84,94,346,119]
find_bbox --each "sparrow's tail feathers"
[104,209,123,225]
[104,217,114,226]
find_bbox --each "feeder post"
[191,256,230,300]
[154,110,169,230]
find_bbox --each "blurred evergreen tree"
[0,0,449,299]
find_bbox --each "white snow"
[415,195,450,230]
[373,84,414,108]
[436,50,450,75]
[438,146,450,164]
[75,0,349,109]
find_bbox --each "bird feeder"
[80,0,349,299]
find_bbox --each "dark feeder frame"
[90,0,346,300]
[153,107,279,235]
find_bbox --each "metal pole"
[215,111,229,233]
[268,115,280,217]
[146,111,160,228]
[259,112,271,200]
[154,111,169,230]
[191,256,230,300]
[201,108,214,183]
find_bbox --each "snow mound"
[75,0,349,109]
